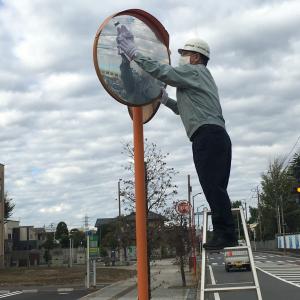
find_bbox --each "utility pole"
[118,180,121,217]
[277,205,282,235]
[280,196,286,255]
[257,187,263,240]
[85,215,90,288]
[242,201,248,222]
[0,164,4,269]
[187,175,192,230]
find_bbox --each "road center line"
[208,265,220,300]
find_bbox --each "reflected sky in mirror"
[96,15,169,106]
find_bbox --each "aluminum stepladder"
[200,206,262,300]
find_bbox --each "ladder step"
[205,208,242,215]
[224,246,249,250]
[231,208,242,212]
[204,286,257,293]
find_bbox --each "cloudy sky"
[0,0,300,230]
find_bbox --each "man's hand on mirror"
[118,38,137,61]
[116,25,137,61]
[117,25,134,41]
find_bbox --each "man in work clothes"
[117,26,237,250]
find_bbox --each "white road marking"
[57,288,74,292]
[22,289,38,293]
[0,292,9,295]
[0,291,23,298]
[208,265,220,300]
[256,266,300,288]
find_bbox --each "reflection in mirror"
[96,15,169,106]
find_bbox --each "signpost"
[89,234,98,287]
[176,200,197,274]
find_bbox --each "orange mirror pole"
[132,106,149,300]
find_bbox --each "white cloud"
[0,0,300,228]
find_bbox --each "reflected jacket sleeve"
[120,56,134,94]
[133,53,200,88]
[165,97,179,115]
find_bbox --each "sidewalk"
[80,259,198,300]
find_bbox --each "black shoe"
[203,235,238,251]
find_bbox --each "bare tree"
[120,139,178,214]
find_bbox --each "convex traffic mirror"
[93,10,170,112]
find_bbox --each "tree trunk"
[179,254,186,287]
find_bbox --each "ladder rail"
[200,208,208,300]
[238,206,263,300]
[199,206,263,300]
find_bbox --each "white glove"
[116,25,137,61]
[160,88,169,105]
[117,25,134,41]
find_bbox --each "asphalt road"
[0,289,89,299]
[2,252,300,299]
[206,251,300,300]
[0,286,108,300]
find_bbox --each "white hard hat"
[178,38,210,59]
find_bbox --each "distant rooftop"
[95,211,167,227]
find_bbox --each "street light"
[195,204,205,228]
[192,192,202,217]
[192,192,204,228]
[191,192,202,275]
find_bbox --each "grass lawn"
[0,265,136,287]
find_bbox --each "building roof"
[94,211,167,228]
[95,218,117,227]
[125,211,167,222]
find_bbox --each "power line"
[282,135,300,169]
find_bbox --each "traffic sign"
[176,200,191,215]
[89,235,99,258]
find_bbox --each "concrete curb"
[80,278,137,299]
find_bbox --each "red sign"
[176,201,191,215]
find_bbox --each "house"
[4,220,20,253]
[94,211,167,260]
[4,221,47,266]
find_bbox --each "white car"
[224,240,251,272]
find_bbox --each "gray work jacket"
[134,53,226,139]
